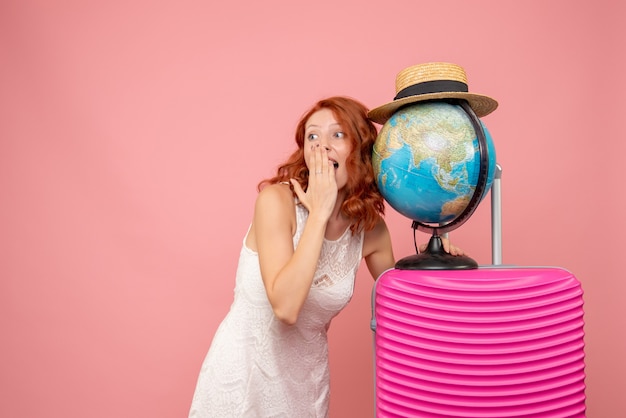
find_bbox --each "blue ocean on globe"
[372,101,496,225]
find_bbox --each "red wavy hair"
[258,96,385,233]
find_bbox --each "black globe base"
[395,234,478,270]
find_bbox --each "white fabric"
[189,202,364,417]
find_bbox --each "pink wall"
[1,1,624,417]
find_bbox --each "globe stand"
[395,232,479,270]
[393,100,490,271]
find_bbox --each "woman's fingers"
[417,237,466,256]
[308,145,336,193]
[311,145,330,179]
[441,237,466,256]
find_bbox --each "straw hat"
[368,62,498,124]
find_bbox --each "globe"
[372,101,497,232]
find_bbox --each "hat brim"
[368,92,498,125]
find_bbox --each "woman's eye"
[307,133,318,141]
[334,132,345,139]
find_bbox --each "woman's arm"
[363,217,396,281]
[251,184,328,325]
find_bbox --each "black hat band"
[394,80,469,101]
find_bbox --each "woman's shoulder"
[257,182,293,200]
[255,182,295,213]
[248,183,297,251]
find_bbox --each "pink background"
[1,1,624,417]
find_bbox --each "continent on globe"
[372,101,496,225]
[441,196,470,219]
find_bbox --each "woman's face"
[303,108,352,189]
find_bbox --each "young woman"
[188,96,461,417]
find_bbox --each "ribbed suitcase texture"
[373,267,586,417]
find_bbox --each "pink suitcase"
[371,166,586,417]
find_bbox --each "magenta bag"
[371,167,586,417]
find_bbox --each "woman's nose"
[319,135,331,150]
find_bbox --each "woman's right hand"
[290,145,337,222]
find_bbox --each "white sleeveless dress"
[189,202,364,418]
